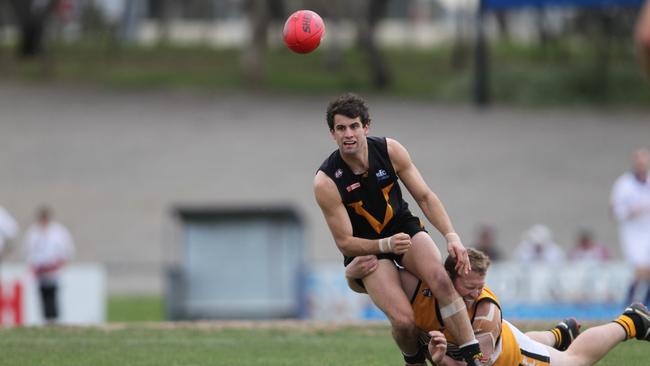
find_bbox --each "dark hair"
[444,248,491,282]
[326,93,371,130]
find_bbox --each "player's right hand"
[390,233,411,254]
[345,255,378,279]
[427,330,447,365]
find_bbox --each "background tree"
[8,0,57,58]
[241,0,285,84]
[358,0,392,88]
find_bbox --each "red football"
[282,10,325,54]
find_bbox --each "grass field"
[0,321,646,366]
[107,295,164,323]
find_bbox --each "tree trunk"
[8,0,57,58]
[156,0,176,45]
[241,0,267,84]
[241,0,284,85]
[495,10,510,41]
[358,0,391,89]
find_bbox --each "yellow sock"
[550,328,562,348]
[613,315,637,340]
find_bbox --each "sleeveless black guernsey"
[318,136,425,265]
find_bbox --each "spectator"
[24,206,75,324]
[568,228,612,262]
[514,224,565,263]
[472,224,503,261]
[0,205,19,258]
[611,148,650,306]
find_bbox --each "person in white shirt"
[611,148,650,306]
[514,224,565,263]
[24,206,74,323]
[0,206,19,258]
[568,228,612,262]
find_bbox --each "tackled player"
[346,248,650,366]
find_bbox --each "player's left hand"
[446,233,470,275]
[427,330,447,364]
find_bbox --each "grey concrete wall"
[1,83,648,293]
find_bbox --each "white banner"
[0,263,106,326]
[486,261,633,305]
[305,261,635,321]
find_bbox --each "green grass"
[0,323,646,366]
[107,295,164,322]
[1,40,649,106]
[99,297,647,365]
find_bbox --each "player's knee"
[562,350,588,366]
[426,266,455,294]
[388,311,416,336]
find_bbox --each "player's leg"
[551,303,650,366]
[362,258,424,365]
[614,302,650,341]
[547,323,626,366]
[400,231,480,364]
[526,318,580,351]
[503,320,552,365]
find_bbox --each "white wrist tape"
[439,297,466,319]
[378,237,393,253]
[459,339,479,348]
[445,232,461,242]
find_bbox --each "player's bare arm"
[472,300,502,361]
[386,138,470,274]
[314,171,411,256]
[344,255,378,293]
[434,300,501,366]
[346,256,423,302]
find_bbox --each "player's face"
[453,271,486,308]
[331,115,368,155]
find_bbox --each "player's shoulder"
[476,287,501,309]
[385,138,411,169]
[384,137,400,147]
[314,171,338,196]
[314,171,342,207]
[384,137,408,152]
[480,287,499,301]
[314,170,333,188]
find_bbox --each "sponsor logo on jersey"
[335,169,343,178]
[376,169,389,181]
[346,182,361,192]
[423,288,432,297]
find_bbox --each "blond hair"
[444,248,491,281]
